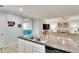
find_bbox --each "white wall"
[0,12,23,47]
[32,19,40,35]
[29,15,79,36]
[32,19,44,36]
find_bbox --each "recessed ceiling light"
[19,8,23,12]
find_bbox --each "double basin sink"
[28,36,48,43]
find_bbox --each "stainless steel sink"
[29,36,47,43]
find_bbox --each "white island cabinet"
[24,40,32,53]
[18,38,45,53]
[31,41,45,53]
[18,38,25,53]
[32,47,45,53]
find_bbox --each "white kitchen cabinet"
[18,38,45,53]
[32,42,45,53]
[24,40,45,53]
[24,41,32,53]
[33,47,45,53]
[18,38,25,53]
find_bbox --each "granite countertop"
[18,36,79,53]
[18,36,45,45]
[45,38,79,53]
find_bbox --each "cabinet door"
[24,41,32,53]
[18,39,25,53]
[33,47,45,53]
[32,42,45,53]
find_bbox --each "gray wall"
[32,19,40,35]
[0,12,23,47]
[32,19,44,36]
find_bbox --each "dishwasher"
[45,46,70,53]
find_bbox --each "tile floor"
[0,43,18,53]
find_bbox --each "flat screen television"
[43,24,50,30]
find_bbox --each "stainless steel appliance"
[45,46,70,53]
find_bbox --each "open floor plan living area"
[0,5,79,53]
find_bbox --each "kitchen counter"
[18,36,79,53]
[18,36,45,45]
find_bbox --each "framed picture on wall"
[8,21,15,27]
[18,24,22,28]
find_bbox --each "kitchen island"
[18,35,79,53]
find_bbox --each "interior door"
[0,15,5,48]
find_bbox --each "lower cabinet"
[24,41,32,53]
[18,38,45,53]
[33,47,45,53]
[19,38,70,53]
[18,39,25,53]
[32,42,45,53]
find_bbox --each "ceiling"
[0,5,79,19]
